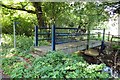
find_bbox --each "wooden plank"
[59,40,101,54]
[34,40,102,56]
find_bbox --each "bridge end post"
[52,24,56,51]
[86,30,90,50]
[108,32,110,41]
[101,28,105,53]
[35,26,38,47]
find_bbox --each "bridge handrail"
[39,27,78,30]
[34,25,106,52]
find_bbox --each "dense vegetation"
[1,1,120,78]
[1,1,119,36]
[1,34,110,78]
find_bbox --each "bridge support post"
[13,21,17,48]
[87,30,90,50]
[35,26,38,46]
[101,28,105,52]
[108,32,110,41]
[52,24,56,51]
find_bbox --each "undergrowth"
[1,34,110,78]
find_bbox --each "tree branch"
[0,3,36,14]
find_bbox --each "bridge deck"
[34,40,102,56]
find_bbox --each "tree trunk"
[32,2,43,27]
[32,2,50,40]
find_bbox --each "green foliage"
[2,34,34,50]
[1,1,113,78]
[42,2,109,28]
[1,1,111,36]
[2,34,50,52]
[1,6,37,36]
[1,34,110,78]
[112,44,120,50]
[38,41,50,46]
[1,34,34,77]
[69,2,109,29]
[2,51,110,78]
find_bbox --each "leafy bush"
[2,34,110,78]
[2,34,50,50]
[2,51,110,78]
[2,34,34,50]
[1,8,37,36]
[112,44,120,50]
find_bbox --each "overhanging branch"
[0,3,36,14]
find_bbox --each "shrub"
[2,34,34,50]
[2,34,110,78]
[2,51,110,78]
